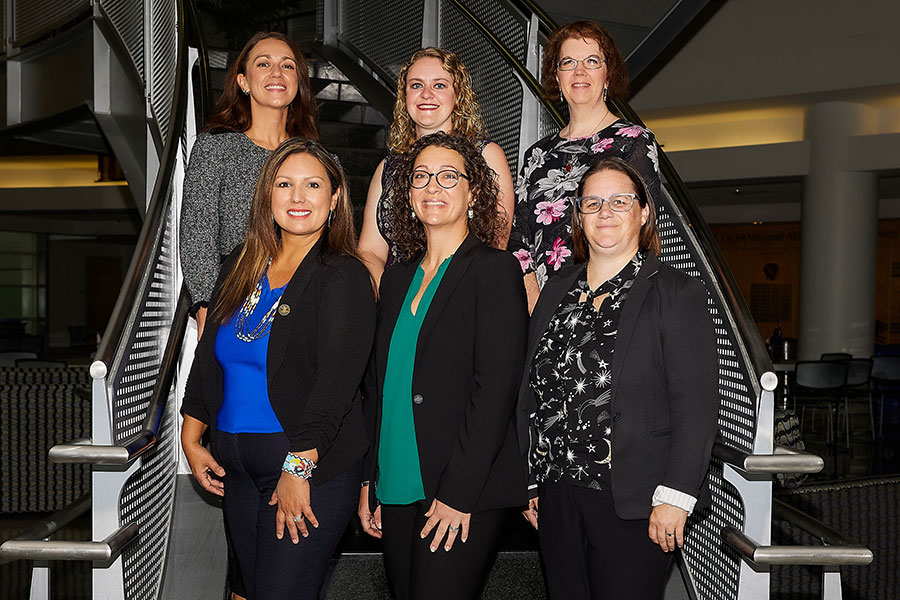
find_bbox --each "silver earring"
[327,210,334,227]
[410,206,416,218]
[467,206,474,219]
[603,86,608,102]
[559,90,563,102]
[243,88,250,95]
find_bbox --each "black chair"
[15,358,68,369]
[0,351,37,367]
[871,355,900,437]
[821,352,852,362]
[841,358,874,444]
[793,360,848,443]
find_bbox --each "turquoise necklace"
[235,258,283,342]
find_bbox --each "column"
[799,102,878,359]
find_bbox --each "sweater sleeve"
[180,133,224,304]
[286,261,377,456]
[435,252,529,512]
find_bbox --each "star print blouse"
[508,120,660,289]
[530,252,644,490]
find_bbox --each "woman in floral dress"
[508,20,661,311]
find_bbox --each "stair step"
[321,551,546,599]
[320,121,385,148]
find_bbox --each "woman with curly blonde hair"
[357,47,514,283]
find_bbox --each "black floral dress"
[508,120,660,288]
[530,253,643,489]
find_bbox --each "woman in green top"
[359,133,529,600]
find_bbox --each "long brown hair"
[387,48,487,154]
[571,157,661,261]
[204,32,319,140]
[210,138,360,324]
[389,133,504,261]
[541,20,629,105]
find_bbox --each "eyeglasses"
[575,193,637,214]
[410,168,470,189]
[557,55,605,71]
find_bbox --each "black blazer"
[182,240,376,483]
[516,253,719,519]
[365,234,529,513]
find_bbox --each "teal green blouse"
[376,256,452,505]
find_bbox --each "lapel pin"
[278,304,291,316]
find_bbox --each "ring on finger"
[292,515,304,523]
[666,532,674,537]
[448,524,460,532]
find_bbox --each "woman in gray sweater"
[181,31,318,338]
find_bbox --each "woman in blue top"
[181,138,375,600]
[359,133,528,600]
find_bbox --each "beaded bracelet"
[282,453,316,479]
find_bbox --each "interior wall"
[47,238,134,348]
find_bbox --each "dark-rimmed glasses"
[575,193,637,214]
[557,55,605,71]
[410,168,470,189]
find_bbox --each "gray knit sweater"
[180,131,271,304]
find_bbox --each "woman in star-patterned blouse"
[517,157,718,600]
[506,20,661,311]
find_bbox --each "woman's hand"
[269,472,319,543]
[183,442,225,496]
[358,485,382,538]
[420,499,470,552]
[181,415,224,496]
[648,503,688,552]
[521,497,539,530]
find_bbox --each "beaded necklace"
[235,257,283,342]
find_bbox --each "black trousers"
[215,431,360,600]
[380,501,506,600]
[538,480,673,600]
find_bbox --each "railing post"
[518,12,541,169]
[322,0,340,46]
[422,0,440,48]
[823,566,843,600]
[29,561,49,600]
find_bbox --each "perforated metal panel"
[11,0,88,46]
[100,0,145,80]
[453,0,528,62]
[148,0,177,143]
[110,187,178,600]
[342,0,423,79]
[110,195,177,445]
[440,0,523,174]
[656,195,756,600]
[120,392,176,600]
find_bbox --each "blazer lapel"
[266,239,325,384]
[609,253,661,406]
[376,259,418,384]
[413,233,480,373]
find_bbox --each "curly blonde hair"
[387,48,487,154]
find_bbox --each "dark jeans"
[538,480,674,600]
[380,501,506,600]
[215,431,360,600]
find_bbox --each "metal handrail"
[722,526,873,566]
[772,499,863,548]
[51,290,191,464]
[0,523,139,563]
[713,440,824,474]
[0,494,91,565]
[506,0,555,36]
[92,0,190,379]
